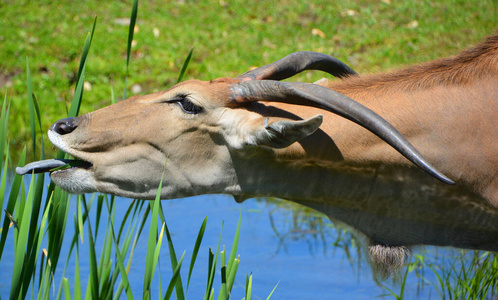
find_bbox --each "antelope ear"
[250,114,323,148]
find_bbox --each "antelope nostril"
[50,117,79,135]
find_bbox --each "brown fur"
[312,34,498,206]
[330,34,498,95]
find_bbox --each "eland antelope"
[17,34,498,277]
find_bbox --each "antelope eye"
[167,95,203,114]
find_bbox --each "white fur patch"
[50,168,98,194]
[48,130,72,155]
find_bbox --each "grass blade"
[0,93,10,166]
[187,216,207,290]
[75,17,97,93]
[160,207,185,300]
[123,0,139,99]
[26,57,36,159]
[245,273,252,300]
[74,247,82,300]
[164,252,186,300]
[0,148,25,259]
[113,203,146,300]
[153,222,166,281]
[227,208,242,280]
[23,94,46,291]
[143,171,164,299]
[68,16,97,119]
[98,215,113,297]
[10,170,36,298]
[20,177,50,299]
[227,256,239,295]
[95,194,104,241]
[63,278,71,300]
[176,48,193,83]
[0,143,9,233]
[108,206,135,300]
[218,248,227,300]
[204,222,223,300]
[82,196,99,299]
[46,186,70,275]
[77,196,84,243]
[32,93,44,159]
[265,282,280,300]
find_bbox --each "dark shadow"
[245,102,344,161]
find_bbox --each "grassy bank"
[1,0,496,159]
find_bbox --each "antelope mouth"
[15,158,93,176]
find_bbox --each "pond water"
[0,175,483,299]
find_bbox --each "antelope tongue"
[15,159,91,175]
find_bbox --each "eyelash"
[167,95,203,114]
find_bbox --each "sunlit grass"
[430,251,498,299]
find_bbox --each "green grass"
[0,0,496,159]
[379,250,498,299]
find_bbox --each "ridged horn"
[231,80,454,185]
[236,51,358,81]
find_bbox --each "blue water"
[0,175,474,299]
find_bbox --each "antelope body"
[18,34,498,277]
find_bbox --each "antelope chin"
[50,166,98,194]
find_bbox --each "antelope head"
[17,52,453,201]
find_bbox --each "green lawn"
[0,0,496,159]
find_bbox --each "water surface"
[1,184,474,299]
